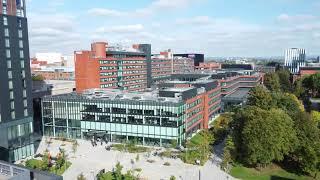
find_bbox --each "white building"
[284,48,306,74]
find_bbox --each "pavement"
[35,137,234,180]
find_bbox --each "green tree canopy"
[232,106,297,166]
[303,73,320,98]
[264,72,280,91]
[291,112,320,177]
[247,86,274,110]
[276,69,292,92]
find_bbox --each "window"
[8,71,12,79]
[19,40,23,48]
[2,6,7,15]
[21,70,25,78]
[11,111,15,119]
[9,91,14,99]
[20,60,24,68]
[3,0,7,4]
[18,30,23,38]
[4,28,9,37]
[17,19,22,28]
[23,90,26,98]
[5,39,10,47]
[11,101,15,109]
[19,50,24,58]
[24,109,28,117]
[23,100,27,107]
[3,16,8,26]
[7,61,11,68]
[6,49,10,58]
[8,81,13,89]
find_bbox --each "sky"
[26,0,320,57]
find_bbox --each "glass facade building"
[42,89,188,147]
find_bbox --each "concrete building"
[172,56,194,74]
[32,67,75,80]
[285,48,306,74]
[151,50,173,81]
[174,53,204,67]
[0,0,35,162]
[75,42,152,92]
[195,62,221,71]
[0,160,62,180]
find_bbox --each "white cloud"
[96,24,144,34]
[277,14,318,23]
[176,16,211,25]
[87,8,127,17]
[88,0,203,18]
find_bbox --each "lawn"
[230,164,314,180]
[111,143,150,153]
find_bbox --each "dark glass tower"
[0,0,34,162]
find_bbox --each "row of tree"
[222,85,320,177]
[264,70,320,99]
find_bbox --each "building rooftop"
[48,88,184,103]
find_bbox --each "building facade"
[174,53,204,67]
[195,62,221,71]
[32,67,74,80]
[0,0,34,162]
[172,56,194,74]
[285,48,306,74]
[75,42,151,92]
[41,71,263,147]
[151,50,173,81]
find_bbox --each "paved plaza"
[35,137,234,180]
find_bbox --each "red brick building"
[75,42,151,93]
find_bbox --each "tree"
[303,73,320,98]
[293,78,305,99]
[247,86,274,110]
[272,93,304,119]
[311,111,320,128]
[276,69,292,92]
[114,162,123,180]
[77,173,86,180]
[170,176,176,180]
[264,72,280,91]
[291,112,320,177]
[32,74,45,81]
[40,151,50,171]
[232,107,297,167]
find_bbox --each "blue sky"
[26,0,320,57]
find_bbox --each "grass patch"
[111,143,149,153]
[25,159,71,176]
[230,164,314,180]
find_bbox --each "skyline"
[27,0,319,57]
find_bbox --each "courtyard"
[33,137,233,180]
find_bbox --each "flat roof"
[47,88,184,104]
[224,88,250,99]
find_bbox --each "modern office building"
[174,53,204,67]
[285,48,306,74]
[0,0,35,162]
[41,71,262,147]
[75,42,152,92]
